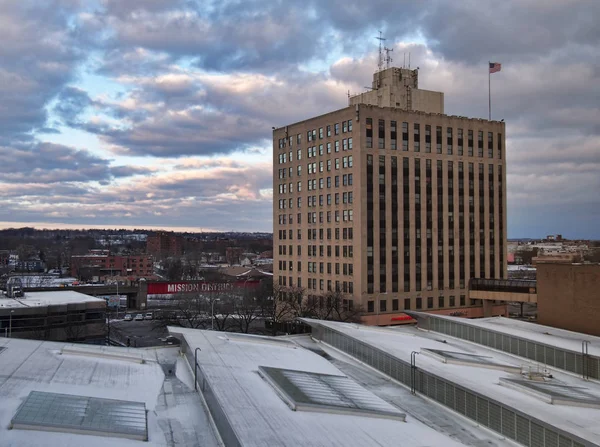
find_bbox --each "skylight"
[224,332,297,347]
[259,366,406,421]
[422,348,522,373]
[500,378,600,408]
[11,391,147,441]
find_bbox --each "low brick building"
[71,250,153,280]
[146,232,184,258]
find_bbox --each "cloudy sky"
[0,0,598,238]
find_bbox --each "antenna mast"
[376,31,386,72]
[384,47,393,69]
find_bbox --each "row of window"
[366,295,467,312]
[277,139,354,165]
[277,120,354,150]
[278,243,354,258]
[277,276,355,294]
[307,278,354,293]
[278,260,354,276]
[277,175,355,195]
[365,118,502,159]
[276,227,355,245]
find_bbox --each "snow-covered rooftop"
[169,327,467,447]
[0,291,104,308]
[425,314,600,357]
[305,319,600,446]
[0,338,220,446]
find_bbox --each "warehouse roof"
[0,290,104,309]
[420,313,600,357]
[0,338,219,446]
[303,318,600,446]
[169,327,467,447]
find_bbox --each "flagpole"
[488,61,491,120]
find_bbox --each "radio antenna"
[376,31,386,72]
[384,47,393,69]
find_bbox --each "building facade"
[71,250,154,280]
[0,291,106,342]
[146,232,184,258]
[273,67,507,324]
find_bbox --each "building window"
[416,297,422,309]
[390,121,397,150]
[438,296,444,308]
[402,122,408,151]
[427,296,433,309]
[380,299,387,312]
[392,299,399,311]
[367,300,374,312]
[366,118,373,148]
[378,119,385,149]
[468,130,474,156]
[497,133,502,159]
[414,123,420,152]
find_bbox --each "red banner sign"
[147,280,260,295]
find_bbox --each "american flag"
[489,62,501,74]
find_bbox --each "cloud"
[0,0,83,140]
[0,142,112,184]
[0,157,273,231]
[81,69,350,157]
[53,86,93,126]
[92,0,325,73]
[0,142,156,184]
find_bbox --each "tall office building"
[273,67,506,324]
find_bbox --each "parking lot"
[110,318,169,347]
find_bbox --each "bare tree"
[261,285,301,335]
[320,290,364,323]
[153,292,210,330]
[153,291,237,332]
[210,294,235,331]
[229,287,263,334]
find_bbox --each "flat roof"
[169,327,465,447]
[425,314,600,357]
[0,338,220,446]
[0,291,104,309]
[305,319,600,446]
